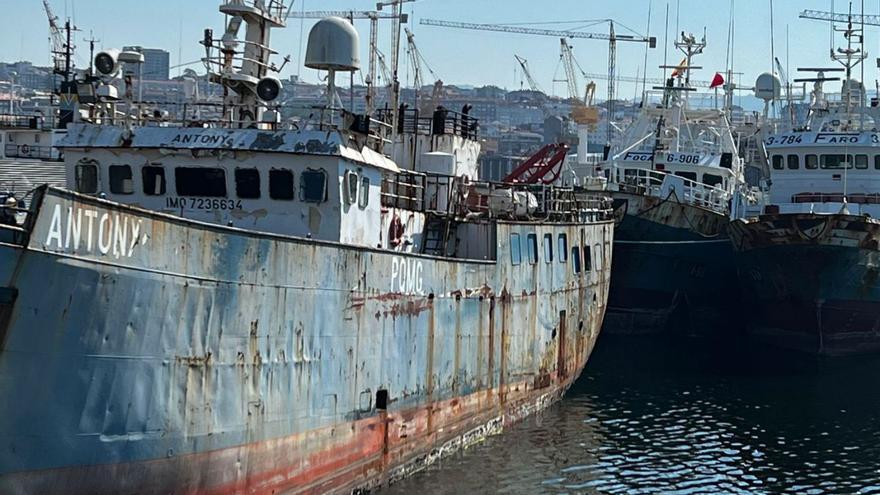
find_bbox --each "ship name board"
[44,204,146,259]
[765,133,880,146]
[622,152,654,162]
[660,152,702,165]
[169,132,235,147]
[391,256,424,295]
[621,152,702,164]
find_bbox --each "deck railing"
[3,144,59,161]
[617,168,730,213]
[381,170,614,222]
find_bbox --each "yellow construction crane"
[420,18,656,142]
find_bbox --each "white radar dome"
[305,17,361,72]
[754,72,782,102]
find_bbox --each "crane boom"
[514,55,542,93]
[43,0,65,72]
[421,18,656,144]
[420,18,655,44]
[581,71,714,88]
[286,10,401,19]
[559,39,580,102]
[799,9,880,26]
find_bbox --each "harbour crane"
[378,0,417,134]
[420,18,656,143]
[42,0,73,78]
[287,9,408,113]
[514,55,543,93]
[404,28,442,112]
[799,9,880,26]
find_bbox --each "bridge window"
[142,165,166,196]
[584,245,592,272]
[787,155,799,170]
[175,167,227,197]
[855,154,869,169]
[703,173,723,187]
[558,234,568,263]
[510,233,522,265]
[235,168,261,199]
[772,155,784,170]
[806,154,818,169]
[359,176,370,209]
[675,171,697,181]
[527,233,538,264]
[109,165,133,195]
[820,154,853,169]
[572,246,581,274]
[543,233,553,263]
[301,168,328,203]
[875,156,880,170]
[75,159,99,194]
[269,169,294,200]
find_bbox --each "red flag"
[710,72,725,89]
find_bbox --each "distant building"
[123,46,170,80]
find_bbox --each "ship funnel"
[305,17,361,72]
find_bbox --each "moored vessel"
[731,14,880,356]
[597,32,750,334]
[0,2,615,493]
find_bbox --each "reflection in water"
[384,335,880,494]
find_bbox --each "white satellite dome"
[305,17,360,72]
[754,72,782,102]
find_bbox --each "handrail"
[381,170,614,223]
[616,167,730,213]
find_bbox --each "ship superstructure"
[730,12,880,355]
[0,2,615,493]
[597,31,750,334]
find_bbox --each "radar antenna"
[203,1,287,126]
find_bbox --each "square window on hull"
[301,169,327,203]
[175,167,227,197]
[269,169,294,200]
[75,160,99,194]
[235,169,261,199]
[142,166,166,196]
[109,165,134,195]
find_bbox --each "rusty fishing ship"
[597,32,749,334]
[730,15,880,355]
[0,2,614,493]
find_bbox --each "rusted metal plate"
[604,191,738,334]
[731,213,880,355]
[0,186,612,494]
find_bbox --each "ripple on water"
[383,337,880,495]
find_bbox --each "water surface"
[385,335,880,494]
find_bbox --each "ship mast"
[204,1,286,127]
[830,3,868,126]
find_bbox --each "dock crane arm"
[514,55,542,93]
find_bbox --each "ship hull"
[730,213,880,356]
[603,192,739,335]
[0,187,613,494]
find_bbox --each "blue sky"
[2,0,875,100]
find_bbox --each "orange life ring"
[20,144,30,156]
[389,215,405,247]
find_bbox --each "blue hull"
[731,214,880,356]
[603,193,739,335]
[0,187,613,494]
